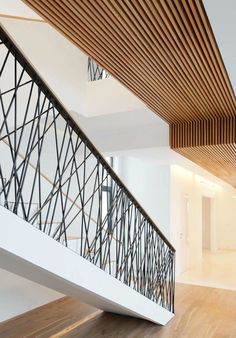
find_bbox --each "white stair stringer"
[0,206,174,325]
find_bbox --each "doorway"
[202,197,211,251]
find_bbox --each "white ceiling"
[77,107,165,132]
[73,108,168,153]
[0,0,41,19]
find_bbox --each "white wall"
[216,188,236,250]
[0,0,41,19]
[76,111,168,153]
[0,268,63,322]
[114,153,236,277]
[170,165,236,276]
[170,166,205,275]
[86,77,145,117]
[0,18,88,115]
[202,197,211,250]
[116,157,170,237]
[116,160,202,276]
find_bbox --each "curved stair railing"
[0,25,175,313]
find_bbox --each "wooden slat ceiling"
[176,145,236,187]
[23,0,236,185]
[171,118,236,186]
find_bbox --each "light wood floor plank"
[1,283,236,337]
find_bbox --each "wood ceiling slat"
[157,1,222,118]
[118,0,217,117]
[125,0,223,117]
[164,0,230,116]
[73,0,197,116]
[182,1,234,113]
[139,1,209,115]
[189,1,235,112]
[22,0,236,186]
[171,117,236,148]
[177,144,236,186]
[100,0,201,114]
[171,116,236,186]
[86,0,210,119]
[195,0,236,106]
[150,1,220,117]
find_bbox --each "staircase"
[0,25,175,325]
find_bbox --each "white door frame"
[201,196,217,252]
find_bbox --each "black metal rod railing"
[0,26,175,312]
[88,57,110,81]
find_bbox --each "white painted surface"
[112,146,200,167]
[202,197,211,250]
[86,77,146,116]
[0,18,88,115]
[0,0,41,19]
[215,188,236,250]
[0,207,174,325]
[76,111,168,153]
[178,196,190,274]
[170,165,236,276]
[0,268,63,322]
[116,157,170,237]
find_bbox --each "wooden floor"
[1,283,236,338]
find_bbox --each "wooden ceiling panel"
[23,0,236,185]
[171,117,236,185]
[176,145,236,187]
